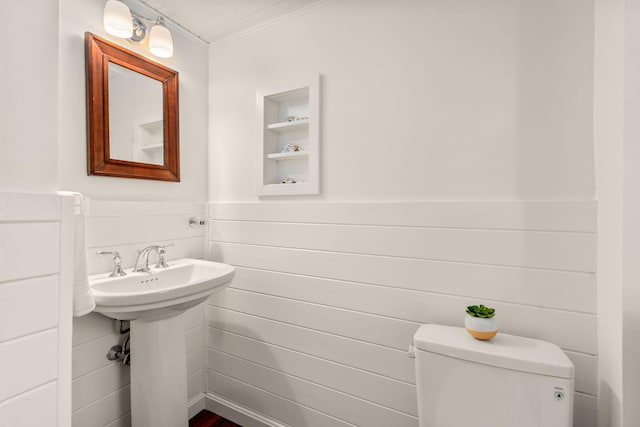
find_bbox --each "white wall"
[209,0,594,202]
[0,193,74,426]
[0,0,59,193]
[208,1,597,426]
[58,0,209,201]
[594,0,624,425]
[591,1,640,426]
[623,0,640,424]
[207,201,597,427]
[0,1,70,424]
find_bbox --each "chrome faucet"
[133,244,173,272]
[134,245,159,272]
[97,250,127,277]
[155,245,171,268]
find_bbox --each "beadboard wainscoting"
[71,200,208,426]
[0,193,74,426]
[206,201,597,427]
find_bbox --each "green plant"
[466,304,496,318]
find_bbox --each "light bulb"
[149,23,173,58]
[103,0,133,38]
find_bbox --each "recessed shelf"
[139,119,163,129]
[261,182,315,195]
[267,119,309,132]
[141,144,164,151]
[257,75,320,196]
[267,151,308,160]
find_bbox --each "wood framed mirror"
[85,32,180,181]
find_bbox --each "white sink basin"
[89,258,235,320]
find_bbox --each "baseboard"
[188,393,206,419]
[205,392,288,427]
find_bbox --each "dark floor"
[189,409,242,427]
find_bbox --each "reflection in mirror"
[108,62,164,165]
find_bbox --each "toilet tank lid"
[413,325,574,379]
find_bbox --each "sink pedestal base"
[130,314,188,427]
[89,259,236,426]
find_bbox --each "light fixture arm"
[130,14,146,42]
[129,12,165,43]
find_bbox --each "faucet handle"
[97,250,127,277]
[155,243,174,268]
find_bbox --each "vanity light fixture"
[148,18,173,58]
[103,0,174,58]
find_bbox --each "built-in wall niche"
[257,75,320,196]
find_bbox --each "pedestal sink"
[89,258,235,427]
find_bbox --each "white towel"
[59,191,95,317]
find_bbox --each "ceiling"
[141,0,327,43]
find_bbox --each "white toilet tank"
[413,325,574,427]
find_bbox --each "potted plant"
[465,304,497,340]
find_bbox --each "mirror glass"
[85,32,180,182]
[108,62,164,165]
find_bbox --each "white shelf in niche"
[257,75,320,196]
[267,151,308,160]
[267,119,309,132]
[140,119,163,129]
[141,143,164,151]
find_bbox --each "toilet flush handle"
[407,343,415,359]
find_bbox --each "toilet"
[413,324,574,427]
